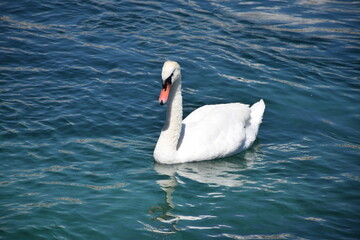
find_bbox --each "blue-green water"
[1,0,359,239]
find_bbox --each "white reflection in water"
[146,147,263,233]
[155,147,263,187]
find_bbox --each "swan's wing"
[177,103,251,162]
[183,103,250,125]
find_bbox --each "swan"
[154,61,265,164]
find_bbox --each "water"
[1,0,359,239]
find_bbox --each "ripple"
[40,181,127,191]
[1,15,58,30]
[337,144,360,150]
[304,217,326,222]
[0,66,52,72]
[214,233,300,240]
[138,220,176,234]
[55,197,84,204]
[220,73,268,85]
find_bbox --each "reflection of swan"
[154,147,262,187]
[154,61,265,164]
[145,148,262,234]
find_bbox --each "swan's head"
[159,61,181,105]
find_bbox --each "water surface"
[1,0,359,239]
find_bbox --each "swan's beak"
[159,83,171,105]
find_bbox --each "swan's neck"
[155,80,183,159]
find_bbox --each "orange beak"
[159,83,171,105]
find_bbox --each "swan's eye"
[165,73,173,85]
[162,73,173,89]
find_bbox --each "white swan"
[154,61,265,164]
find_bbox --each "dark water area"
[1,0,359,239]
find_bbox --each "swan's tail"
[245,99,265,148]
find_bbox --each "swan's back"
[175,100,264,163]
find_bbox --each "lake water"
[1,0,359,239]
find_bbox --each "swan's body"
[154,61,265,164]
